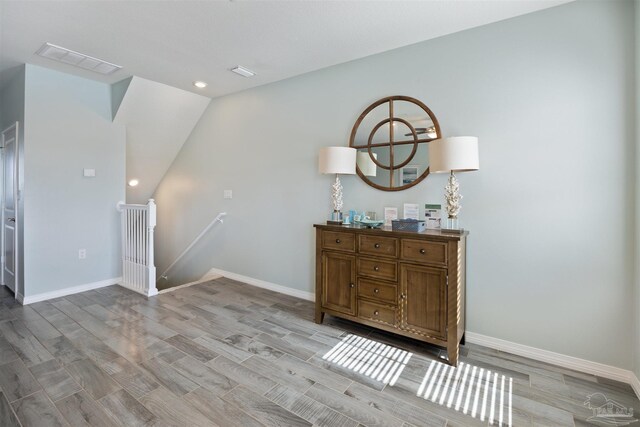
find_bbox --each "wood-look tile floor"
[0,279,637,427]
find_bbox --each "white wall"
[154,1,636,369]
[0,65,25,297]
[23,64,125,297]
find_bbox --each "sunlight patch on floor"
[418,359,513,426]
[322,334,412,386]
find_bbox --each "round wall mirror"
[349,96,441,191]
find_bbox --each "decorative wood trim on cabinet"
[314,224,468,366]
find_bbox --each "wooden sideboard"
[314,224,467,366]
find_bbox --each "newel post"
[146,199,158,296]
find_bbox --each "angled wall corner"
[112,76,210,204]
[111,76,133,120]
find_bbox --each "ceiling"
[1,0,572,98]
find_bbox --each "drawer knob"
[336,239,341,244]
[374,310,379,316]
[374,243,380,249]
[419,248,426,254]
[373,266,380,271]
[374,288,380,294]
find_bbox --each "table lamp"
[428,136,479,233]
[319,147,356,223]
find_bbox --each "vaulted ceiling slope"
[1,1,572,98]
[113,77,210,204]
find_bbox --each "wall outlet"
[83,169,96,177]
[78,249,86,259]
[224,190,232,199]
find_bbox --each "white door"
[2,123,18,294]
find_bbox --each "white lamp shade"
[319,147,356,175]
[356,151,377,177]
[429,136,479,173]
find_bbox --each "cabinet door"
[399,264,447,339]
[322,252,356,315]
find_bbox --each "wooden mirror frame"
[349,96,441,191]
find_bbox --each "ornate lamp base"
[442,172,464,234]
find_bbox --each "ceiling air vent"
[36,43,122,75]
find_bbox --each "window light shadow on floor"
[323,334,513,427]
[322,334,412,386]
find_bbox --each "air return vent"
[36,43,122,75]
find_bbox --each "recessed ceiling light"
[193,81,207,88]
[35,42,122,75]
[230,66,256,78]
[128,179,139,187]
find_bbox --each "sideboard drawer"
[358,300,396,326]
[401,239,447,265]
[357,257,397,281]
[358,279,397,305]
[322,231,355,252]
[358,235,398,258]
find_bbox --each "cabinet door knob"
[374,288,379,294]
[373,266,379,271]
[374,243,380,249]
[374,310,379,316]
[400,293,406,299]
[349,283,355,288]
[419,248,426,254]
[336,239,341,244]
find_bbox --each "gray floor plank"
[0,392,20,427]
[194,333,254,362]
[222,385,312,427]
[139,356,199,396]
[99,357,160,399]
[42,335,87,366]
[207,355,276,395]
[241,355,316,393]
[66,358,121,400]
[30,359,82,401]
[0,320,55,367]
[265,384,359,427]
[305,383,404,427]
[0,358,42,402]
[98,389,157,427]
[165,334,219,363]
[55,390,119,427]
[172,355,237,396]
[184,386,264,427]
[254,332,316,361]
[223,334,285,361]
[12,390,70,427]
[344,381,447,427]
[0,334,19,363]
[138,386,214,427]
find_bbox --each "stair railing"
[158,212,227,283]
[116,199,157,296]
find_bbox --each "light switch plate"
[83,168,96,177]
[224,190,232,199]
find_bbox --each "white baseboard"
[204,268,315,301]
[465,332,639,395]
[22,277,122,305]
[158,273,223,294]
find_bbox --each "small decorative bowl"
[356,219,385,228]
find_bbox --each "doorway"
[1,123,19,295]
